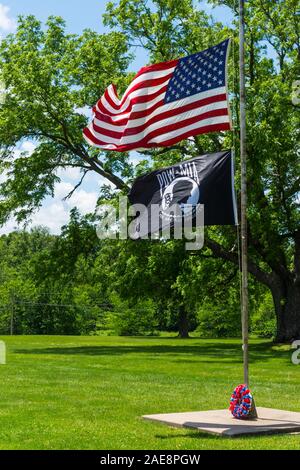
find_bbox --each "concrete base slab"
[143,407,300,436]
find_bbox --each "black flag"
[128,150,237,238]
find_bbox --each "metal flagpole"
[239,0,249,388]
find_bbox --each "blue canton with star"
[165,39,229,104]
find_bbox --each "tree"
[103,0,300,342]
[96,237,197,337]
[0,2,299,341]
[0,218,107,335]
[0,15,131,226]
[206,0,300,341]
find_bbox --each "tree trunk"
[178,305,190,338]
[271,277,300,343]
[205,231,300,344]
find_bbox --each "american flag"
[83,40,232,152]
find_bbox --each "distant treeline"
[0,208,275,338]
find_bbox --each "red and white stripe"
[83,59,231,152]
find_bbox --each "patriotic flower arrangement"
[229,384,253,419]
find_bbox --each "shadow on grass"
[14,341,290,364]
[153,416,300,440]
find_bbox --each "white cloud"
[14,141,36,159]
[85,171,107,188]
[29,185,98,233]
[54,181,74,200]
[29,202,70,234]
[54,180,99,213]
[65,189,98,215]
[0,153,104,234]
[0,141,36,198]
[56,167,82,182]
[0,178,100,235]
[21,141,36,154]
[75,106,92,118]
[0,169,7,184]
[0,4,16,32]
[0,217,18,235]
[31,182,98,233]
[129,151,144,166]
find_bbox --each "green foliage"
[110,296,158,336]
[251,291,277,339]
[104,0,226,62]
[0,210,105,335]
[196,303,241,338]
[0,16,132,224]
[0,1,299,340]
[102,0,300,341]
[94,237,200,336]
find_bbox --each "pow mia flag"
[128,150,238,239]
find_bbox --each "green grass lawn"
[0,335,299,450]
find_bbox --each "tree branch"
[205,237,273,288]
[63,170,89,200]
[75,145,130,192]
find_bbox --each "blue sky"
[2,0,108,33]
[1,1,234,70]
[4,0,233,32]
[0,1,234,234]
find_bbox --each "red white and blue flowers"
[229,384,253,419]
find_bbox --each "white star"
[186,89,191,94]
[176,93,180,98]
[218,80,223,85]
[208,73,212,78]
[213,66,217,71]
[213,76,217,81]
[191,83,195,88]
[218,70,222,75]
[220,50,224,55]
[207,82,212,87]
[197,86,201,91]
[202,80,206,85]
